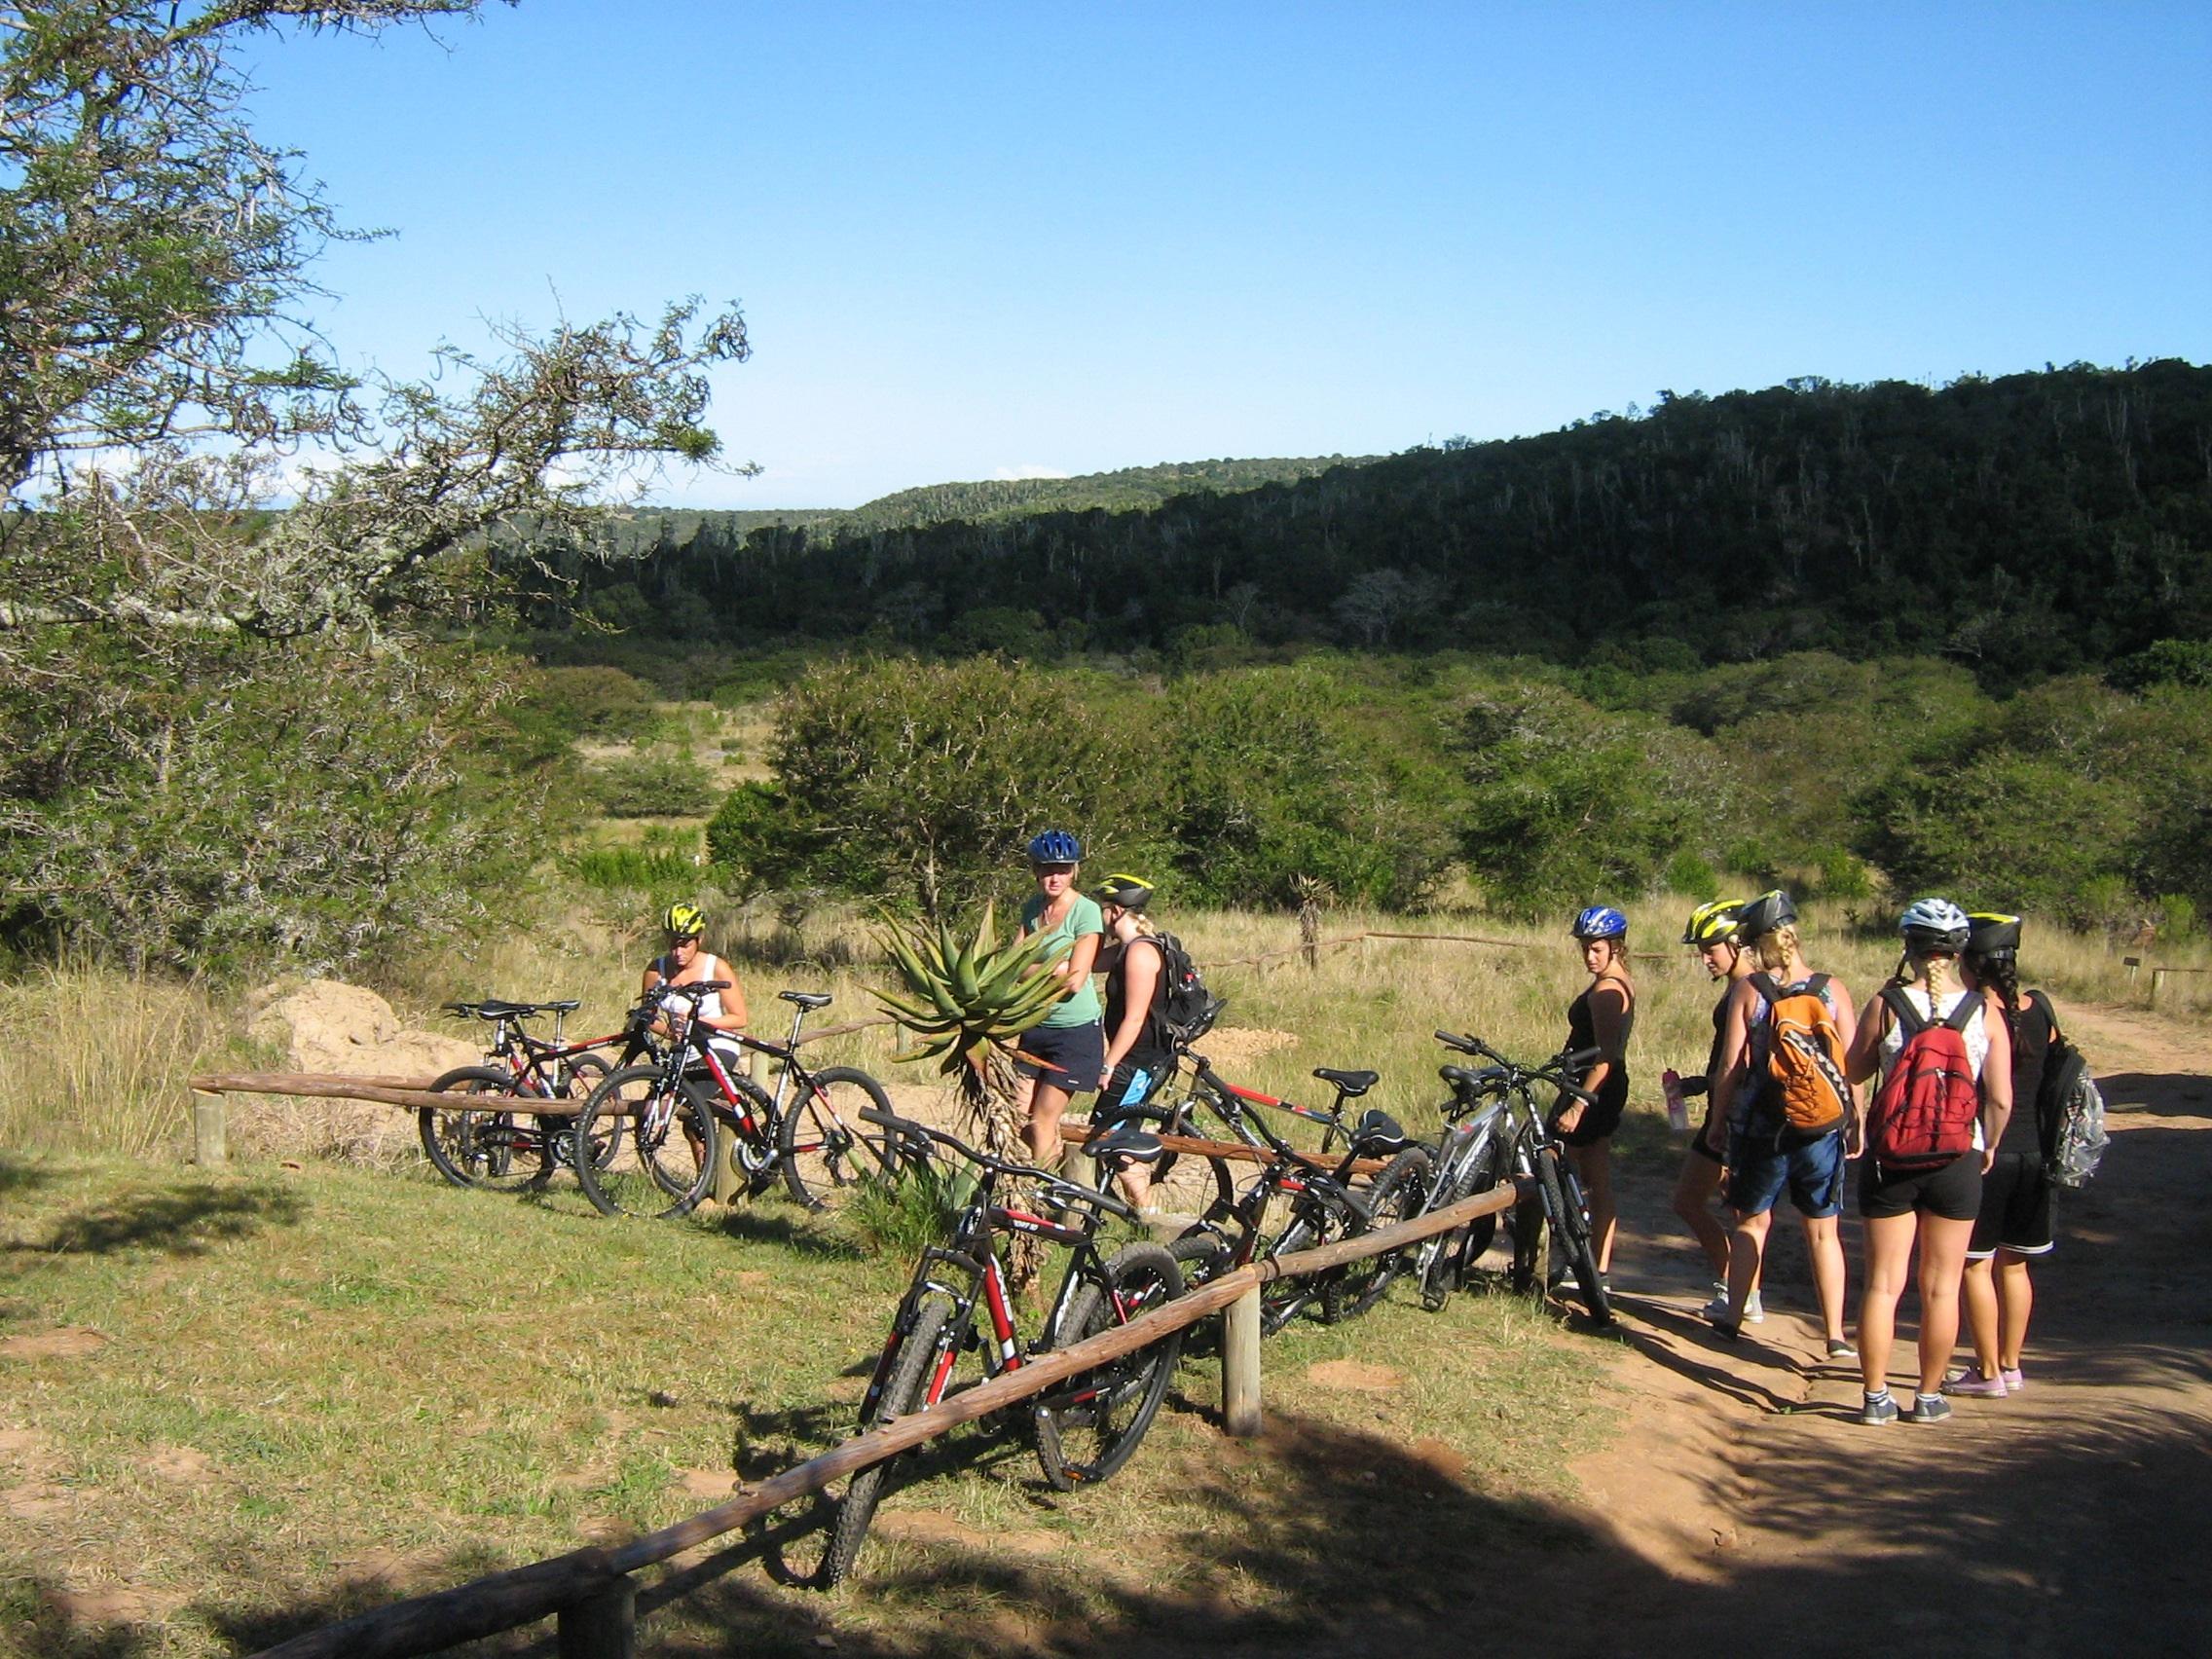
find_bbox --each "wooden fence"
[245,1178,1525,1659]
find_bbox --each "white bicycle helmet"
[1899,896,1971,954]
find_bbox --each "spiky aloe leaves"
[874,903,1072,1077]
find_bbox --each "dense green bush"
[592,748,719,818]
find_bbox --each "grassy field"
[1,893,2199,1654]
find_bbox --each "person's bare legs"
[1724,1206,1772,1324]
[1962,1257,2002,1375]
[1802,1211,1850,1345]
[1569,1138,1616,1273]
[1996,1250,2035,1374]
[1672,1151,1733,1280]
[1914,1214,1975,1396]
[1024,1080,1070,1168]
[1859,1210,1919,1397]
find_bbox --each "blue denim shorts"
[1726,1125,1847,1218]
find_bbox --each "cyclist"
[1844,898,2012,1425]
[1675,899,1762,1321]
[643,902,749,1073]
[1014,830,1106,1169]
[1557,904,1635,1281]
[1706,890,1857,1358]
[1090,873,1172,1209]
[1950,911,2053,1398]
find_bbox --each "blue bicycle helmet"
[1570,904,1629,941]
[1026,829,1084,864]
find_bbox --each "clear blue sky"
[242,1,2212,509]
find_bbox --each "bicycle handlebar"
[1432,1033,1603,1107]
[859,1109,1139,1223]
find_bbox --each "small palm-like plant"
[875,903,1070,1163]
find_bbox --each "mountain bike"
[798,1112,1184,1588]
[1430,1033,1612,1325]
[572,984,903,1218]
[418,998,655,1193]
[1165,1058,1433,1330]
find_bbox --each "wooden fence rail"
[248,1178,1526,1659]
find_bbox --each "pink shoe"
[2001,1367,2024,1392]
[1943,1366,2008,1398]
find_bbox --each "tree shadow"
[5,1177,302,1259]
[711,1205,867,1261]
[2097,1069,2212,1124]
[0,1153,55,1198]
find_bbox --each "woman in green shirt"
[1014,830,1106,1166]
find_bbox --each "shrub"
[594,749,718,818]
[1663,851,1720,897]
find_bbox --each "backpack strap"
[1939,989,1980,1034]
[1877,982,1926,1037]
[2026,987,2062,1046]
[1748,972,1785,1009]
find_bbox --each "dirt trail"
[1548,1000,2212,1655]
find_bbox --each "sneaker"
[1943,1366,2008,1398]
[1908,1393,1953,1423]
[2001,1367,2024,1392]
[1704,1305,1741,1340]
[1860,1390,1898,1425]
[1701,1292,1733,1322]
[1825,1338,1859,1361]
[1744,1289,1765,1324]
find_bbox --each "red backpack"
[1869,985,1982,1167]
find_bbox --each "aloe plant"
[875,902,1069,1162]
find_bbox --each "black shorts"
[1095,1051,1172,1124]
[1969,1151,2055,1258]
[1014,1020,1104,1097]
[1559,1081,1628,1147]
[1859,1151,1983,1222]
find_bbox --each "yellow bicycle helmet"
[662,902,707,939]
[1680,898,1749,947]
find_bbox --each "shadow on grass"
[713,1205,866,1261]
[0,1154,55,1199]
[8,1177,302,1259]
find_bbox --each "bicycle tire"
[1418,1145,1501,1310]
[1035,1241,1185,1492]
[558,1052,622,1175]
[1547,1150,1613,1325]
[1167,1229,1233,1293]
[1260,1207,1338,1335]
[816,1292,953,1588]
[1331,1145,1434,1320]
[778,1066,902,1211]
[573,1066,718,1219]
[418,1066,552,1194]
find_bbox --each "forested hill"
[525,361,2212,684]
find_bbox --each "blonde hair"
[1753,925,1802,975]
[1127,912,1160,940]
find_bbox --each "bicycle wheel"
[1419,1142,1506,1310]
[815,1292,954,1588]
[557,1052,622,1175]
[573,1066,718,1219]
[1330,1145,1435,1321]
[1537,1148,1611,1325]
[778,1066,903,1211]
[418,1067,552,1194]
[1259,1206,1339,1335]
[1035,1242,1185,1492]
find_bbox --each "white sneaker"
[1745,1290,1765,1323]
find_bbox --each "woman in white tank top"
[645,903,749,1069]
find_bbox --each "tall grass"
[0,966,232,1159]
[2,894,2195,1163]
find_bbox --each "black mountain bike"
[1430,1033,1613,1325]
[797,1113,1184,1588]
[1167,1060,1433,1331]
[419,998,654,1193]
[573,984,903,1218]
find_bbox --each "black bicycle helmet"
[1734,889,1797,941]
[1088,873,1154,910]
[1966,911,2023,959]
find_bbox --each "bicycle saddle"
[1311,1067,1380,1096]
[1088,1124,1168,1166]
[470,999,535,1019]
[780,991,833,1010]
[1349,1108,1411,1156]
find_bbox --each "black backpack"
[1148,931,1222,1048]
[2027,991,2108,1188]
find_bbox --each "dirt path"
[1549,1000,2212,1656]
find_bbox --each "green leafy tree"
[0,3,751,973]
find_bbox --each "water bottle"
[1662,1067,1689,1133]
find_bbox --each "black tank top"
[1102,936,1170,1059]
[1566,983,1631,1110]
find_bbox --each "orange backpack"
[1749,973,1851,1135]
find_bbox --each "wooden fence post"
[1221,1286,1262,1437]
[556,1579,635,1659]
[1299,896,1320,971]
[192,1091,228,1165]
[2151,968,2166,1008]
[712,1132,742,1205]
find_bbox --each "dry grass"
[0,968,233,1161]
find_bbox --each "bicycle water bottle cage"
[1089,1125,1168,1167]
[1311,1067,1379,1096]
[1351,1109,1410,1156]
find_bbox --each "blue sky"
[242,2,2212,508]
